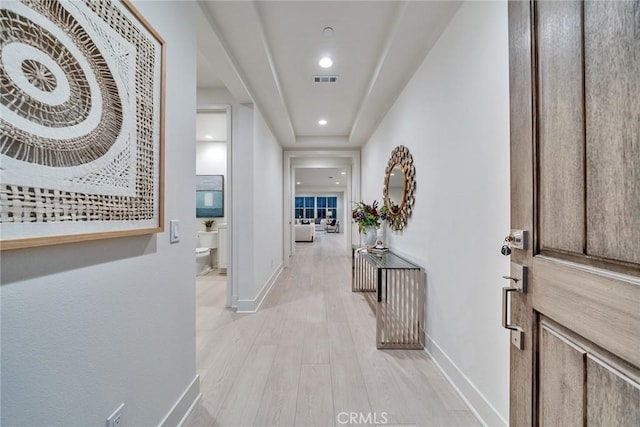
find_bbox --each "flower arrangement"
[352,200,388,233]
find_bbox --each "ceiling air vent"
[314,75,338,84]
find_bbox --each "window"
[316,197,326,218]
[295,196,315,219]
[327,196,337,219]
[316,196,337,219]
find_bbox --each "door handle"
[502,286,520,331]
[501,264,527,350]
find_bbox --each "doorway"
[196,108,232,307]
[283,150,361,265]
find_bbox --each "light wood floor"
[185,232,480,427]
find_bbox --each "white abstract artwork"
[0,0,164,249]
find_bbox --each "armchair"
[326,219,339,233]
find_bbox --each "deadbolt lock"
[508,229,527,250]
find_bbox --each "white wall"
[361,2,510,425]
[196,140,228,231]
[1,2,198,426]
[252,109,284,302]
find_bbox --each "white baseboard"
[158,375,201,427]
[231,293,238,309]
[236,263,283,313]
[425,336,507,427]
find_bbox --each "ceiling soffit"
[201,1,296,145]
[198,1,462,149]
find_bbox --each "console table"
[352,248,425,349]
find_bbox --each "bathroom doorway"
[195,108,231,309]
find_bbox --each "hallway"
[186,232,480,426]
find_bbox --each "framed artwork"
[0,0,165,250]
[196,175,224,218]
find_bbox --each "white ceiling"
[196,112,227,142]
[196,50,225,89]
[196,1,462,149]
[295,167,348,190]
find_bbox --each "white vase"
[362,226,378,247]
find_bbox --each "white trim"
[197,105,234,309]
[176,393,202,427]
[158,375,201,427]
[236,263,283,313]
[424,336,507,427]
[231,293,238,308]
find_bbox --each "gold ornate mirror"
[383,145,415,231]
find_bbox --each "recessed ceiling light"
[205,135,213,139]
[318,119,328,126]
[319,57,333,68]
[323,27,334,37]
[296,181,301,185]
[335,182,340,185]
[341,172,346,175]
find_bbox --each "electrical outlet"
[106,403,125,427]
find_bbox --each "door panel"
[537,0,585,255]
[539,318,640,427]
[585,1,640,265]
[537,0,640,264]
[539,325,585,426]
[509,1,640,425]
[587,357,640,426]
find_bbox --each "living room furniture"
[294,223,315,242]
[325,219,339,233]
[352,247,424,349]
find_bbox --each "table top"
[356,248,421,270]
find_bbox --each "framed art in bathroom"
[0,0,166,250]
[196,175,224,218]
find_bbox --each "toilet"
[196,231,218,275]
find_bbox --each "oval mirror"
[386,163,405,214]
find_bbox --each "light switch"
[170,220,180,243]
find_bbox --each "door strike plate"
[511,329,524,350]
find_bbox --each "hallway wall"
[1,2,198,425]
[361,2,510,425]
[252,107,284,307]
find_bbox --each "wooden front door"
[508,1,640,425]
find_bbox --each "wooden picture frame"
[0,0,165,250]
